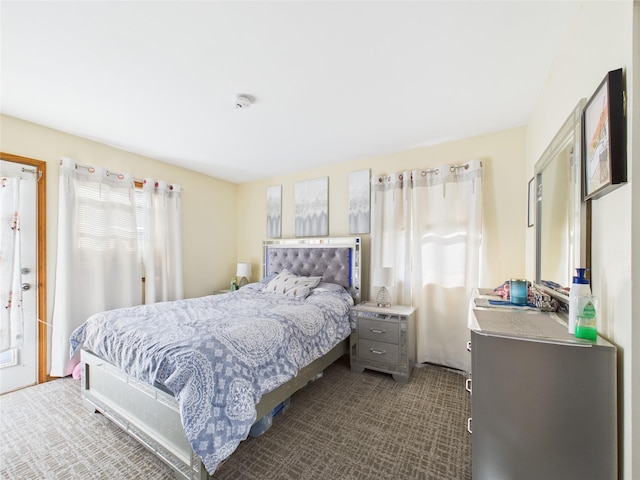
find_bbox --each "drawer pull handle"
[369,348,386,355]
[467,341,472,352]
[370,328,386,334]
[465,378,472,394]
[467,417,472,434]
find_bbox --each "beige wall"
[237,127,527,301]
[525,1,637,477]
[0,114,239,311]
[5,2,635,472]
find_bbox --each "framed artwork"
[266,185,282,238]
[527,177,535,228]
[295,177,328,237]
[582,68,627,201]
[349,169,370,234]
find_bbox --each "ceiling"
[1,1,576,184]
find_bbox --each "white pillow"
[313,282,347,293]
[264,269,322,298]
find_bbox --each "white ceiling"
[1,1,576,184]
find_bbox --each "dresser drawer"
[358,339,399,366]
[358,318,399,344]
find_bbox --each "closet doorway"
[0,153,47,393]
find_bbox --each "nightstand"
[212,289,232,295]
[349,302,416,383]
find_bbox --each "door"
[0,158,38,394]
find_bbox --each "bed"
[72,237,361,480]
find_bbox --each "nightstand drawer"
[358,318,399,344]
[358,339,399,365]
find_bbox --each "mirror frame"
[534,99,591,312]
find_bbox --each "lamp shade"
[373,267,393,287]
[236,262,252,278]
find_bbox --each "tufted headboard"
[262,237,361,302]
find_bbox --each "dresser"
[349,302,416,383]
[469,306,617,480]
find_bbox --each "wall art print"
[295,177,328,237]
[582,68,626,201]
[349,168,370,234]
[266,185,282,238]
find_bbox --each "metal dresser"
[469,307,617,480]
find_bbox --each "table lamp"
[236,262,252,287]
[373,267,393,307]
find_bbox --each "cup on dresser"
[509,278,528,305]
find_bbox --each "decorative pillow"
[313,282,347,293]
[264,269,322,298]
[259,273,278,284]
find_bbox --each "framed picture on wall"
[266,185,282,238]
[295,177,328,237]
[582,68,626,201]
[349,169,370,234]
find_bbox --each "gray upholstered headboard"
[262,237,361,302]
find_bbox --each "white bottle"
[568,268,591,334]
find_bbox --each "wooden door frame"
[1,152,48,383]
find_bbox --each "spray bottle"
[568,268,591,334]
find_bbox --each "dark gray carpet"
[0,357,471,479]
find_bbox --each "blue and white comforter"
[69,281,353,473]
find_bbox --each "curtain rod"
[379,160,481,181]
[1,167,38,186]
[59,158,143,184]
[449,163,470,172]
[449,160,483,172]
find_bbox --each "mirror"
[534,99,590,307]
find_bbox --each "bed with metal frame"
[80,237,361,479]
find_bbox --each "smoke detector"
[234,94,252,109]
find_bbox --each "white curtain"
[371,160,483,372]
[50,158,141,377]
[0,176,24,352]
[142,178,183,303]
[370,172,412,304]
